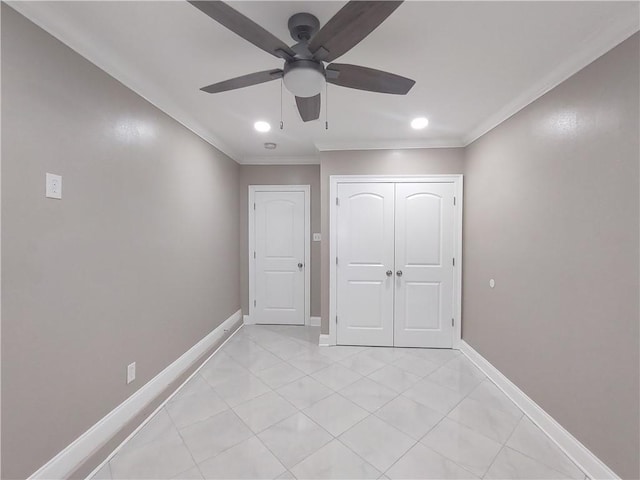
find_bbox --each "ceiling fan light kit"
[189,0,415,123]
[283,60,326,98]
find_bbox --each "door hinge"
[452,318,455,327]
[335,315,338,323]
[453,196,456,206]
[254,299,256,307]
[253,251,256,259]
[453,258,455,266]
[336,257,338,265]
[253,202,256,210]
[336,197,339,206]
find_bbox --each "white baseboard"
[245,315,318,327]
[29,310,243,480]
[459,340,619,480]
[319,334,331,346]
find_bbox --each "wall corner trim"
[29,309,243,480]
[458,340,620,480]
[243,314,255,325]
[318,334,332,347]
[309,316,321,327]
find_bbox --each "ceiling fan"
[189,1,415,122]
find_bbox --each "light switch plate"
[46,173,62,199]
[313,233,321,242]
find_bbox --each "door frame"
[248,185,311,326]
[329,175,463,348]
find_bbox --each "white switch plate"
[46,173,62,199]
[127,362,136,384]
[489,279,495,288]
[313,233,321,242]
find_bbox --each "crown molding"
[7,1,240,163]
[8,1,639,159]
[239,154,320,165]
[463,14,640,146]
[315,137,465,152]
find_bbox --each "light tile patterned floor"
[92,325,588,480]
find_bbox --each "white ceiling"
[9,1,639,164]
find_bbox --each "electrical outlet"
[127,362,136,384]
[45,173,62,199]
[313,233,321,242]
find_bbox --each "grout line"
[248,434,289,477]
[86,322,244,479]
[331,435,389,477]
[260,410,334,472]
[267,331,478,477]
[392,375,492,477]
[286,363,404,472]
[208,330,333,475]
[459,349,588,479]
[481,417,524,479]
[481,444,506,479]
[119,327,540,480]
[502,429,586,479]
[189,408,257,467]
[166,409,206,480]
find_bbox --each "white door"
[336,183,395,346]
[254,191,305,325]
[394,183,455,347]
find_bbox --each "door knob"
[396,270,403,277]
[386,270,393,277]
[298,263,304,269]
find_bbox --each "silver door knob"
[386,270,393,277]
[396,270,403,277]
[298,263,304,269]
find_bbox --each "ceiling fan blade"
[309,1,403,62]
[189,1,296,60]
[296,94,321,122]
[201,69,283,93]
[326,63,415,95]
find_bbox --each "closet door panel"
[336,183,394,346]
[394,183,455,347]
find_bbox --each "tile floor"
[92,325,588,479]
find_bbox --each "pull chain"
[325,82,329,130]
[280,79,284,130]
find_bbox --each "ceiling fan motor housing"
[288,13,320,42]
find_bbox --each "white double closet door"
[336,182,455,348]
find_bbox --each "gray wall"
[1,6,240,479]
[319,149,466,333]
[463,33,639,479]
[3,4,639,479]
[239,165,321,317]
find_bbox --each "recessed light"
[254,121,271,132]
[411,117,429,130]
[264,142,277,150]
